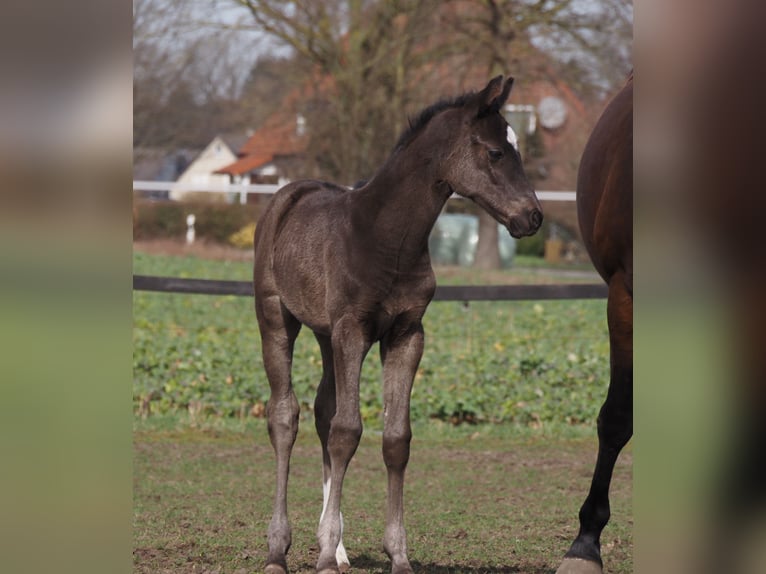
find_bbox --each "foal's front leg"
[316,316,371,574]
[380,320,424,574]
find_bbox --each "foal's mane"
[394,90,477,151]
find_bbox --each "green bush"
[133,202,188,239]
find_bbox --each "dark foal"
[556,73,633,574]
[253,75,542,574]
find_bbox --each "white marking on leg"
[336,511,349,567]
[319,477,350,567]
[320,477,330,522]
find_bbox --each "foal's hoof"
[555,557,603,574]
[265,562,288,574]
[317,552,351,574]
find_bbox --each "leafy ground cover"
[133,250,608,429]
[133,246,631,573]
[133,416,632,574]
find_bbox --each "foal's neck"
[352,142,449,267]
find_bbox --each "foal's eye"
[488,148,504,161]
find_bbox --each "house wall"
[170,137,238,202]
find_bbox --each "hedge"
[134,200,263,243]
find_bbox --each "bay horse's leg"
[313,333,350,572]
[379,321,424,574]
[316,315,371,574]
[257,295,302,574]
[557,272,632,574]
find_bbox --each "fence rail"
[133,275,607,301]
[133,181,590,300]
[132,181,576,202]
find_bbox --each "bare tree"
[229,0,456,183]
[439,0,632,268]
[133,0,266,153]
[229,0,631,265]
[139,0,631,264]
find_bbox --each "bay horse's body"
[557,74,633,574]
[254,76,542,574]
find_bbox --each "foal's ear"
[477,75,514,117]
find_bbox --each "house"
[215,110,308,191]
[133,147,198,200]
[169,135,242,202]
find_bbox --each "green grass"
[133,251,609,428]
[132,252,599,285]
[133,250,630,573]
[513,254,597,272]
[133,416,632,574]
[133,251,254,281]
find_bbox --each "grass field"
[133,416,632,574]
[133,246,631,573]
[133,251,608,428]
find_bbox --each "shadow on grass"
[347,554,557,574]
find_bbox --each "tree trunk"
[473,211,501,270]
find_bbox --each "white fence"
[133,181,576,203]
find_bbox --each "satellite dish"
[538,96,568,130]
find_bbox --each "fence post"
[186,214,196,245]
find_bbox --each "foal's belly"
[275,263,433,341]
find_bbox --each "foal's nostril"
[529,209,543,230]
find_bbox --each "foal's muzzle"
[507,208,543,238]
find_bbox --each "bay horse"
[556,73,633,574]
[253,75,543,574]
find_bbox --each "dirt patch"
[133,543,252,574]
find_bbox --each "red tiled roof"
[214,152,277,175]
[216,108,307,176]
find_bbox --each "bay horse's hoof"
[265,562,288,574]
[555,557,603,574]
[337,561,351,573]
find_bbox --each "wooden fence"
[133,275,607,301]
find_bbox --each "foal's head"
[409,75,543,238]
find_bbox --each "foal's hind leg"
[257,295,302,574]
[313,333,350,572]
[316,315,371,574]
[557,273,633,574]
[379,320,424,574]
